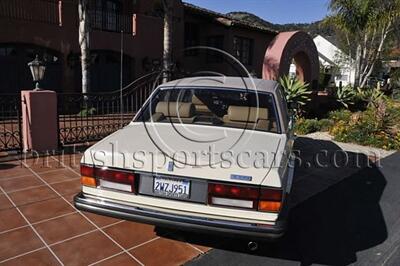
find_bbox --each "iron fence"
[57,72,162,146]
[0,0,61,25]
[0,94,22,153]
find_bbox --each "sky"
[184,0,331,24]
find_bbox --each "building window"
[184,23,200,56]
[206,35,224,63]
[105,0,118,31]
[0,47,16,57]
[91,0,122,32]
[233,36,254,65]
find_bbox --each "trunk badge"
[230,174,252,181]
[167,161,174,172]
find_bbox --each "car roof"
[159,76,280,93]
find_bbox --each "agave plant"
[335,85,356,108]
[356,86,385,108]
[278,76,312,116]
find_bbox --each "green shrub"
[318,119,334,131]
[332,123,400,150]
[329,101,400,150]
[78,107,96,117]
[295,118,335,135]
[328,109,352,123]
[393,87,400,100]
[386,100,400,122]
[294,99,400,150]
[295,118,320,135]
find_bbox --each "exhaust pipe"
[247,241,258,251]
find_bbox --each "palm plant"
[278,76,312,116]
[326,0,400,88]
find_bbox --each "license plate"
[153,176,190,199]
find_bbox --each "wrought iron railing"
[57,72,162,146]
[0,94,22,153]
[89,10,134,33]
[0,0,61,25]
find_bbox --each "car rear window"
[136,87,280,133]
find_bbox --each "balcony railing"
[0,0,61,25]
[89,10,134,33]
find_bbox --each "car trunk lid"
[82,122,283,186]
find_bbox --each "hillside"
[227,11,335,38]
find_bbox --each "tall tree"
[162,0,173,83]
[327,0,400,88]
[78,0,91,93]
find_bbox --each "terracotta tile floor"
[0,155,210,265]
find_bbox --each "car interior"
[138,88,280,133]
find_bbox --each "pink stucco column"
[21,90,58,152]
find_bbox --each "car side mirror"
[288,115,295,131]
[287,104,297,132]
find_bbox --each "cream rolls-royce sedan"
[74,76,295,242]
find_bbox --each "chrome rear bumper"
[74,192,287,240]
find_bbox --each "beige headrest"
[227,106,268,122]
[155,102,195,118]
[192,95,204,105]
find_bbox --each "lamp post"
[28,55,46,90]
[289,62,297,80]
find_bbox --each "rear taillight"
[208,183,282,212]
[80,164,136,193]
[94,168,135,185]
[258,188,283,212]
[208,183,259,209]
[80,165,96,187]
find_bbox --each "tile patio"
[0,154,210,265]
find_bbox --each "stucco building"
[0,0,279,93]
[313,35,356,87]
[0,0,319,93]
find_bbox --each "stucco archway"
[262,31,320,90]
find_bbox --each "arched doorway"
[89,50,135,92]
[262,31,320,90]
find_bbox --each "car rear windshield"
[136,87,280,133]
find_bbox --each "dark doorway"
[90,50,134,92]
